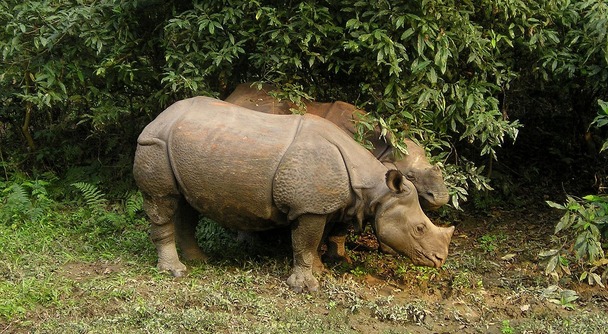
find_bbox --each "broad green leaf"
[582,195,605,202]
[465,94,474,113]
[345,18,359,29]
[545,256,558,275]
[554,215,573,233]
[601,141,608,153]
[546,201,565,210]
[427,67,437,84]
[401,28,414,40]
[539,249,559,257]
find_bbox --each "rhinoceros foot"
[322,252,352,266]
[158,260,188,278]
[287,267,319,293]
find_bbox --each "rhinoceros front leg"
[287,214,326,293]
[324,223,352,265]
[144,194,188,277]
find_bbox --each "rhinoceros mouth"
[416,249,444,268]
[419,194,447,210]
[379,243,441,268]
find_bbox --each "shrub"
[543,100,608,287]
[0,178,54,226]
[544,195,607,287]
[1,1,606,208]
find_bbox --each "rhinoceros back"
[166,97,302,229]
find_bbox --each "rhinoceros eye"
[406,171,416,181]
[415,224,426,235]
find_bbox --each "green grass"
[0,202,434,333]
[2,183,608,333]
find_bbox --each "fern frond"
[71,182,107,212]
[5,184,29,208]
[125,191,143,219]
[28,207,44,223]
[1,183,36,224]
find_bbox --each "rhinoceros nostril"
[433,254,445,266]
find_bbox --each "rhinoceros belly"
[167,97,301,230]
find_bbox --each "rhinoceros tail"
[134,136,180,199]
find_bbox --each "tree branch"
[21,103,36,151]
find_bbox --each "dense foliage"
[1,0,607,281]
[1,0,605,176]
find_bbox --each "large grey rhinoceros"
[133,96,454,292]
[225,83,450,211]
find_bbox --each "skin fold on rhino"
[224,83,450,211]
[133,97,454,292]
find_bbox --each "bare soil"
[320,206,608,333]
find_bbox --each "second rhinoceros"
[225,83,450,210]
[133,97,454,292]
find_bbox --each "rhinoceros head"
[372,170,454,268]
[396,163,450,211]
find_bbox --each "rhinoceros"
[225,83,450,211]
[133,97,454,292]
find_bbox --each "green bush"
[543,100,608,287]
[591,100,608,153]
[0,178,54,226]
[1,0,606,207]
[71,182,144,235]
[544,195,607,287]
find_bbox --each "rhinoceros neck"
[323,129,390,228]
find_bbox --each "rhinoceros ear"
[385,170,409,194]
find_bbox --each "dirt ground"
[327,205,608,333]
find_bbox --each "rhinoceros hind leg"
[287,214,326,292]
[143,194,188,277]
[175,199,207,262]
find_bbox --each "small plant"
[538,249,571,281]
[542,100,608,286]
[349,266,368,277]
[451,271,484,291]
[0,179,54,226]
[71,182,143,234]
[542,285,579,310]
[396,265,439,281]
[501,320,514,334]
[71,182,108,216]
[370,296,428,325]
[545,195,607,287]
[125,191,144,221]
[195,217,240,255]
[477,233,507,253]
